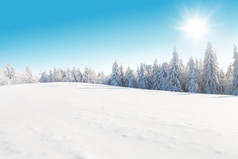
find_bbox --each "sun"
[181,17,208,39]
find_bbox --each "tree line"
[0,64,37,85]
[39,42,238,96]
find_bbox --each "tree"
[186,58,201,93]
[39,72,49,83]
[231,45,238,95]
[218,69,225,94]
[152,59,160,90]
[203,42,220,94]
[5,64,15,80]
[25,66,34,83]
[166,47,183,92]
[77,68,83,82]
[64,68,71,82]
[82,67,90,83]
[125,67,136,88]
[109,61,123,86]
[48,70,54,82]
[145,64,153,89]
[119,65,125,87]
[158,62,169,90]
[97,72,106,84]
[70,67,78,82]
[224,63,233,94]
[195,59,204,92]
[138,63,150,89]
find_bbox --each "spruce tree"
[158,62,169,90]
[186,58,201,93]
[152,59,160,90]
[203,42,220,94]
[166,47,183,92]
[109,61,122,86]
[231,45,238,95]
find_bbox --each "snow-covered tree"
[166,47,183,92]
[5,64,15,80]
[53,68,63,82]
[70,67,78,82]
[48,70,54,82]
[109,61,123,86]
[218,69,225,94]
[186,58,201,93]
[0,68,10,85]
[138,63,150,89]
[180,59,186,90]
[39,72,49,83]
[145,64,153,89]
[158,62,169,90]
[119,65,125,87]
[152,59,160,90]
[82,67,90,83]
[224,63,233,94]
[195,59,204,92]
[231,45,238,95]
[97,72,106,84]
[25,66,34,83]
[77,68,83,82]
[64,68,71,82]
[203,42,220,94]
[124,67,137,88]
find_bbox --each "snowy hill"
[0,83,237,159]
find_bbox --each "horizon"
[0,0,237,75]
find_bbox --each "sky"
[0,0,238,75]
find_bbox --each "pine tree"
[70,67,78,82]
[145,64,153,89]
[158,62,169,90]
[125,67,136,88]
[166,47,183,92]
[25,66,34,83]
[195,59,204,92]
[82,67,90,83]
[39,72,49,83]
[97,72,106,84]
[224,63,233,94]
[218,69,225,94]
[77,68,83,82]
[138,63,150,89]
[64,68,71,82]
[203,42,220,94]
[88,67,96,84]
[231,45,238,95]
[152,59,160,90]
[186,58,201,93]
[119,65,125,87]
[5,64,15,79]
[48,70,54,82]
[109,61,123,86]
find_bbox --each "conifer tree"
[224,63,233,94]
[152,59,160,90]
[158,62,169,90]
[166,47,183,92]
[186,58,201,93]
[109,61,123,86]
[203,42,220,94]
[125,67,136,88]
[231,45,238,95]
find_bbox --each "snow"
[0,83,238,159]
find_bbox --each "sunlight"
[181,17,208,40]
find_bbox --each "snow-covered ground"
[0,83,237,159]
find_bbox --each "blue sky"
[0,0,237,75]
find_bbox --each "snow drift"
[0,83,237,159]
